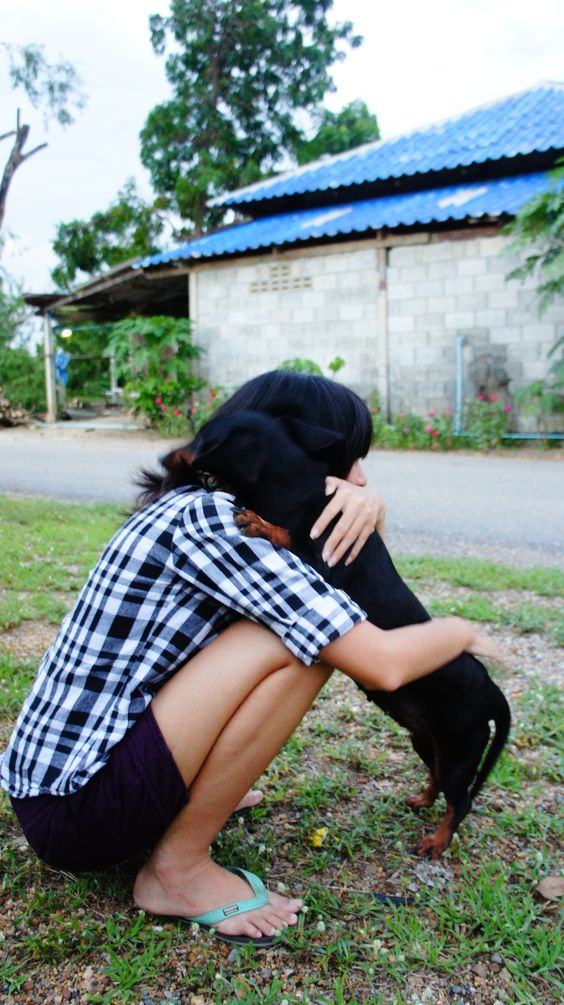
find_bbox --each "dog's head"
[189,409,347,528]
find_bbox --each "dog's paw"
[416,832,450,860]
[234,509,292,548]
[406,793,436,810]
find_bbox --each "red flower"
[431,429,438,437]
[174,408,183,416]
[209,389,217,399]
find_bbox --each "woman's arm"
[321,618,502,692]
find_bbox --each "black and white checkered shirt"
[1,488,365,797]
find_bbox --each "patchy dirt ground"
[1,584,562,1005]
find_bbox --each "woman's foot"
[134,855,302,941]
[233,788,264,813]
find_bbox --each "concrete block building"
[34,83,564,428]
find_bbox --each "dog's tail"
[469,685,511,801]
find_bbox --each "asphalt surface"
[1,424,562,567]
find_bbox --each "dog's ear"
[282,416,348,473]
[191,413,269,485]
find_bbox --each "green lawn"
[0,496,562,1004]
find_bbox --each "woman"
[0,371,500,947]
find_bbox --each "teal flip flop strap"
[186,867,269,928]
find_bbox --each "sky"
[1,0,563,294]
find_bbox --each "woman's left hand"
[310,478,386,567]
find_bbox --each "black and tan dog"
[180,409,511,858]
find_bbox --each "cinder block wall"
[190,244,385,401]
[387,235,564,424]
[190,233,564,427]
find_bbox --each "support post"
[43,312,57,422]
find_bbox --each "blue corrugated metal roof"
[138,172,557,267]
[209,82,564,208]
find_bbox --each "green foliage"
[0,262,27,348]
[0,344,44,410]
[369,391,512,451]
[279,357,323,375]
[278,356,346,378]
[51,179,164,289]
[463,394,512,448]
[505,162,564,313]
[515,334,564,422]
[108,315,205,427]
[140,0,362,232]
[52,324,114,403]
[295,99,380,165]
[1,42,86,128]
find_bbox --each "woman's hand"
[310,478,386,567]
[466,627,508,667]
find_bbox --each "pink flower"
[160,403,168,412]
[490,395,497,402]
[399,411,407,417]
[503,403,512,413]
[477,394,486,401]
[428,410,436,418]
[425,423,433,433]
[190,407,197,414]
[154,396,162,404]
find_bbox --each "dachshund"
[183,409,511,858]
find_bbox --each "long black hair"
[136,370,373,507]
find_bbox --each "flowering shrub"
[187,385,226,434]
[370,392,511,450]
[370,394,456,450]
[464,395,512,449]
[145,385,227,437]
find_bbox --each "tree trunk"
[0,110,47,231]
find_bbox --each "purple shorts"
[10,706,188,872]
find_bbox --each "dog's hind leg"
[406,773,440,809]
[416,730,488,858]
[405,731,440,809]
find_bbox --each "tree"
[505,162,564,423]
[51,179,166,289]
[505,162,564,312]
[0,42,86,230]
[294,99,379,165]
[140,0,362,233]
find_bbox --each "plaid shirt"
[1,488,365,797]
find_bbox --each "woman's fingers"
[310,478,383,565]
[467,631,508,667]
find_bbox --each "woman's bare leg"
[134,620,331,940]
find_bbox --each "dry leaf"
[536,875,564,900]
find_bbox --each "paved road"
[1,425,562,567]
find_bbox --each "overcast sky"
[1,0,563,293]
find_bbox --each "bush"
[464,395,512,449]
[0,345,45,411]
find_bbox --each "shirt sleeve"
[169,491,366,666]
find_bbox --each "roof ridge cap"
[209,81,564,207]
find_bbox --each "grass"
[0,495,563,1004]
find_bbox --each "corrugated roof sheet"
[209,82,564,208]
[139,172,556,267]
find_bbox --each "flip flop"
[180,866,278,947]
